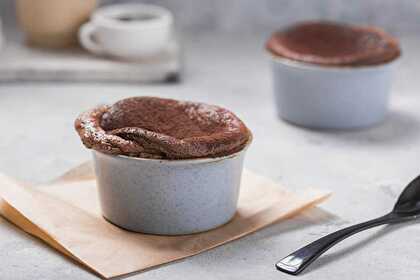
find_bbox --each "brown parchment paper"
[0,162,331,279]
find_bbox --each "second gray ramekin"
[270,55,398,129]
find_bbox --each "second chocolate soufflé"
[75,97,252,159]
[266,21,401,66]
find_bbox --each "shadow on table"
[290,110,420,147]
[301,219,420,275]
[113,207,337,279]
[333,110,420,146]
[255,207,338,240]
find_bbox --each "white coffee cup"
[79,4,173,58]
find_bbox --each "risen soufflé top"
[75,97,252,159]
[266,21,401,66]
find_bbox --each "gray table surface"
[0,33,419,279]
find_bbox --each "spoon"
[276,175,420,275]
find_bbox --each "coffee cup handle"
[79,23,104,55]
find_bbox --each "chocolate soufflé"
[266,21,401,67]
[75,97,252,159]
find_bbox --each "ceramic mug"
[16,0,97,48]
[79,4,173,58]
[269,55,398,129]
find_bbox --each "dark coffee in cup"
[114,13,157,22]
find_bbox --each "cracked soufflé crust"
[75,96,252,159]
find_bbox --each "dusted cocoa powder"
[75,97,251,159]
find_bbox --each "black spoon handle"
[276,213,397,275]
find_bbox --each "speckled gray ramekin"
[269,54,399,129]
[92,142,250,235]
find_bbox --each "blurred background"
[1,0,420,35]
[0,0,418,183]
[0,0,418,83]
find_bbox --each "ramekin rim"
[93,136,253,165]
[266,51,400,72]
